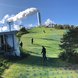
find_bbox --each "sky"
[0,0,78,27]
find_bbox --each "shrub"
[59,28,78,63]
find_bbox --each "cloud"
[24,24,37,29]
[0,27,2,32]
[28,24,33,27]
[25,24,34,29]
[0,14,23,31]
[44,18,55,26]
[7,7,38,22]
[14,20,22,26]
[0,14,10,24]
[13,24,21,30]
[2,26,8,31]
[17,20,22,25]
[0,14,15,24]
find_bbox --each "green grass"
[2,27,78,78]
[22,27,65,57]
[0,55,11,77]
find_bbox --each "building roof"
[0,30,18,35]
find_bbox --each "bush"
[59,52,67,61]
[59,28,78,63]
[59,51,78,63]
[0,56,10,77]
[17,27,29,41]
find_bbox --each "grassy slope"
[22,27,65,57]
[2,27,78,78]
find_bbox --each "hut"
[0,30,20,56]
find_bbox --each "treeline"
[45,24,78,29]
[59,28,78,63]
[54,24,75,29]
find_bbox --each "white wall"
[6,34,20,56]
[14,34,20,56]
[7,35,13,47]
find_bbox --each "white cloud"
[25,24,36,29]
[0,14,16,25]
[28,24,33,27]
[2,26,8,31]
[14,24,21,30]
[14,20,22,25]
[7,7,38,22]
[0,14,23,31]
[0,14,22,31]
[44,18,55,26]
[0,27,2,32]
[0,14,10,24]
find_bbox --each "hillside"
[2,27,78,78]
[22,27,66,57]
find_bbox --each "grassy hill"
[2,27,78,78]
[22,27,65,57]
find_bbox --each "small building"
[0,30,20,56]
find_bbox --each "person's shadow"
[14,52,72,69]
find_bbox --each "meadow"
[2,27,78,78]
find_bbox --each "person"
[31,38,33,44]
[43,30,45,33]
[41,46,47,61]
[20,41,23,48]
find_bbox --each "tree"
[17,27,29,41]
[59,28,78,63]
